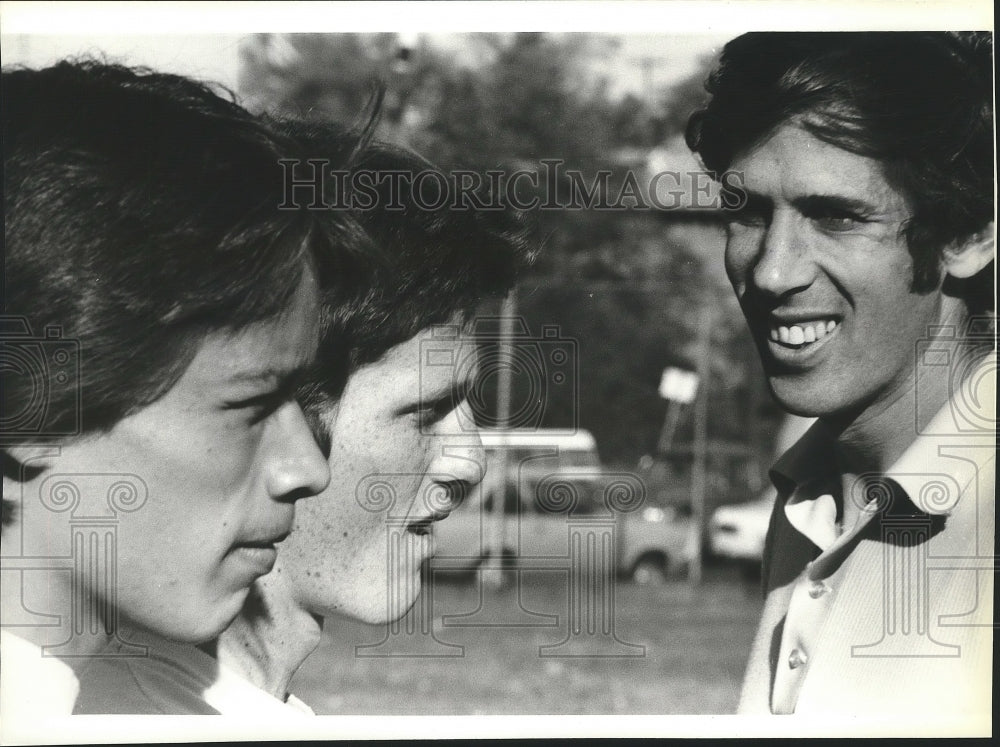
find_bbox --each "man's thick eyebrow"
[226,364,310,388]
[792,194,877,215]
[427,377,474,405]
[399,377,475,415]
[732,190,772,212]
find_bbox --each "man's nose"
[751,211,816,298]
[433,399,486,482]
[438,438,487,487]
[264,401,332,501]
[428,441,486,516]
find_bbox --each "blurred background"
[3,31,806,714]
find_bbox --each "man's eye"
[416,396,458,426]
[225,392,285,423]
[815,216,861,232]
[725,206,768,228]
[806,208,868,233]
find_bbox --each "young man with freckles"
[687,32,995,718]
[73,121,534,714]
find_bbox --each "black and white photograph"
[1,1,994,742]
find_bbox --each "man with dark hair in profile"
[1,60,351,719]
[687,32,994,718]
[71,120,535,714]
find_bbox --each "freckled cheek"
[383,430,424,466]
[305,496,387,556]
[359,519,389,555]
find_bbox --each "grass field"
[291,563,763,715]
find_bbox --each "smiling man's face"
[725,124,945,422]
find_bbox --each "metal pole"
[688,306,713,585]
[483,290,516,588]
[656,400,684,456]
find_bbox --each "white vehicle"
[433,428,694,583]
[707,415,815,572]
[708,486,776,563]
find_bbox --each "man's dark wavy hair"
[274,116,536,423]
[686,32,994,310]
[2,59,359,445]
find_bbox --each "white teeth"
[769,319,839,346]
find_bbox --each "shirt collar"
[0,629,81,719]
[771,422,841,550]
[204,657,314,716]
[886,352,996,515]
[103,625,313,716]
[770,420,836,498]
[769,352,995,549]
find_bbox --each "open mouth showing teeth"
[769,319,839,348]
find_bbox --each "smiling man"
[1,61,342,719]
[687,33,995,717]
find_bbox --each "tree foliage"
[238,33,785,504]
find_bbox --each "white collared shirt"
[204,657,314,717]
[72,626,314,716]
[740,352,996,717]
[0,629,81,721]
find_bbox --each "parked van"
[433,428,695,583]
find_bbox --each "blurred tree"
[655,52,716,139]
[238,33,785,503]
[239,33,444,147]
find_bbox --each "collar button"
[808,580,832,599]
[788,648,808,669]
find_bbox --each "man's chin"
[127,598,243,645]
[766,374,840,419]
[320,586,422,626]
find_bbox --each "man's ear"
[942,222,995,279]
[2,453,23,528]
[1,449,47,483]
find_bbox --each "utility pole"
[688,306,713,585]
[483,290,516,588]
[656,367,699,455]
